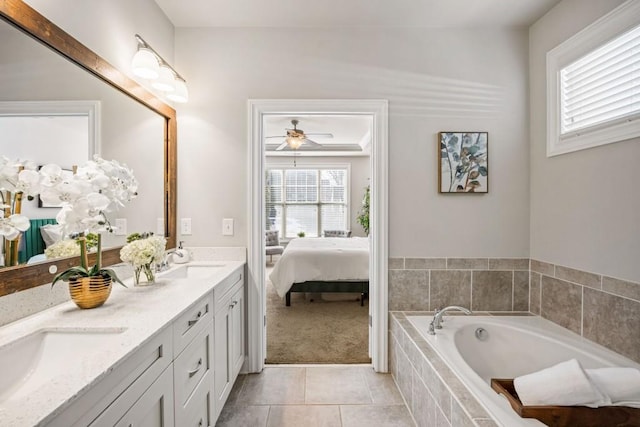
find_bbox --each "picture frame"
[438,132,488,193]
[38,167,74,208]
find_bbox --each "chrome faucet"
[427,305,472,335]
[156,250,184,272]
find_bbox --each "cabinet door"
[229,285,244,377]
[115,367,175,427]
[213,305,231,418]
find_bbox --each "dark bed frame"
[285,280,369,306]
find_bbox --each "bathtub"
[407,315,640,427]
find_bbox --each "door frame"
[247,99,389,372]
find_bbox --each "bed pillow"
[40,224,64,247]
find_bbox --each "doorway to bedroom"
[263,114,372,364]
[248,99,389,373]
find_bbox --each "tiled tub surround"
[389,258,530,312]
[390,311,499,427]
[530,259,640,363]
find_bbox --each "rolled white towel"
[586,367,640,408]
[514,359,610,407]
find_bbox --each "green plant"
[297,231,305,238]
[356,185,370,235]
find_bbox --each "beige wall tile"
[541,276,582,335]
[430,270,472,311]
[530,259,554,276]
[583,288,640,363]
[472,271,513,311]
[389,257,405,270]
[602,276,640,302]
[530,272,541,315]
[412,374,436,427]
[513,271,530,311]
[451,399,476,427]
[389,270,429,310]
[447,258,489,270]
[556,265,601,289]
[489,258,529,270]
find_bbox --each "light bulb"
[131,48,159,79]
[151,65,176,92]
[286,136,304,150]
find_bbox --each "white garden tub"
[407,315,640,427]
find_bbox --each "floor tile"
[240,367,306,405]
[305,366,372,404]
[224,374,246,406]
[361,367,405,405]
[267,405,341,427]
[341,404,415,427]
[215,404,270,427]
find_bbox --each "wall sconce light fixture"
[131,34,189,103]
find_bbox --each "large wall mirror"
[0,1,177,296]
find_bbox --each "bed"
[268,236,369,306]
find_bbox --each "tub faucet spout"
[427,305,472,335]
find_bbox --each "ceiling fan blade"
[304,133,334,138]
[265,135,287,139]
[275,141,289,151]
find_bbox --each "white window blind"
[560,24,640,137]
[266,167,348,238]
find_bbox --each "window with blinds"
[560,24,640,136]
[546,1,640,156]
[266,167,348,238]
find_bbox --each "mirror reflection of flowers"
[0,157,42,265]
[120,232,167,285]
[45,233,99,259]
[46,155,139,287]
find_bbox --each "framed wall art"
[438,132,488,193]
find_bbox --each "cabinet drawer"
[174,323,213,408]
[177,371,214,427]
[173,292,213,355]
[214,267,243,313]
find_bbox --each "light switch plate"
[181,218,192,235]
[222,218,234,236]
[115,218,127,236]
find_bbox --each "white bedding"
[269,237,369,298]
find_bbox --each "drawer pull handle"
[188,358,203,377]
[229,300,238,309]
[198,419,203,427]
[188,311,202,327]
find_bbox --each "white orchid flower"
[16,169,42,196]
[0,156,20,192]
[0,214,30,240]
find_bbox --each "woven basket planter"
[68,276,112,309]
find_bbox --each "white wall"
[529,0,640,283]
[175,27,531,257]
[265,155,371,238]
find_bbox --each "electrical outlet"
[115,218,127,236]
[181,218,192,235]
[222,218,234,236]
[156,218,164,236]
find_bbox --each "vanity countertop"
[0,260,245,427]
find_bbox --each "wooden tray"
[491,378,640,427]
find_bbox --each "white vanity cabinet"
[213,267,245,418]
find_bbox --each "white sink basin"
[160,264,224,280]
[0,328,126,403]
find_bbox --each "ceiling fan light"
[151,65,176,92]
[131,48,160,79]
[286,135,304,150]
[167,79,189,103]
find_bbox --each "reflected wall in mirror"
[0,0,177,296]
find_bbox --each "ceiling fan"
[266,119,334,151]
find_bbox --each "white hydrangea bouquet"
[120,232,166,285]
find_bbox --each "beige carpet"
[265,264,371,364]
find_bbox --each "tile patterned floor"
[216,366,416,427]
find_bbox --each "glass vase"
[134,263,155,286]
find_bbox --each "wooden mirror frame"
[0,0,177,296]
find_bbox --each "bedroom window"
[266,167,348,238]
[547,1,640,156]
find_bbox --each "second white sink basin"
[0,328,126,403]
[160,264,224,280]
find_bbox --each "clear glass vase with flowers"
[119,232,167,285]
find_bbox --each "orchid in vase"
[47,156,139,288]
